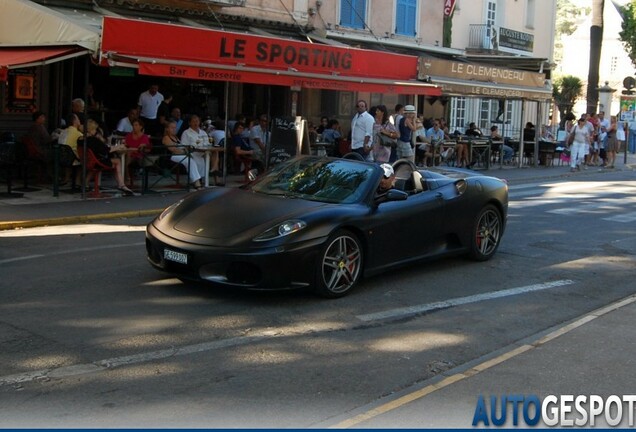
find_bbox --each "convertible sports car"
[146,156,508,297]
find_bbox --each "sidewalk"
[1,153,635,230]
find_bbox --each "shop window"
[396,0,417,36]
[340,0,366,29]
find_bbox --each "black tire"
[315,229,363,298]
[469,204,503,261]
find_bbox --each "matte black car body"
[146,156,508,297]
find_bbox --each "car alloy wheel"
[317,230,362,297]
[470,204,502,261]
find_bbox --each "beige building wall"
[451,0,556,61]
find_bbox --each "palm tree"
[587,0,605,114]
[553,75,584,128]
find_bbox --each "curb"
[0,209,163,231]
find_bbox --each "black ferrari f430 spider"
[146,156,508,297]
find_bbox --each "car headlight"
[157,199,184,221]
[254,219,307,242]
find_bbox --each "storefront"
[0,0,100,134]
[418,56,552,141]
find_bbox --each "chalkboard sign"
[267,116,306,169]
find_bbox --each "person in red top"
[124,118,152,186]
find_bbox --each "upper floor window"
[340,0,367,30]
[526,0,536,29]
[396,0,417,36]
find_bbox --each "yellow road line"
[330,293,636,429]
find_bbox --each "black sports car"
[146,156,508,297]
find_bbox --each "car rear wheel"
[469,204,502,261]
[316,230,363,298]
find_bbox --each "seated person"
[83,119,133,195]
[490,125,513,164]
[523,122,536,141]
[231,122,257,177]
[376,163,396,197]
[465,122,483,137]
[163,120,205,190]
[124,118,152,186]
[321,119,342,144]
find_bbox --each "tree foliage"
[619,0,636,69]
[553,75,584,127]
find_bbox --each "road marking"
[356,280,575,322]
[0,279,575,388]
[331,293,636,428]
[0,243,144,265]
[0,334,271,387]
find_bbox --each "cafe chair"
[77,146,114,198]
[0,135,23,198]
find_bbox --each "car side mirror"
[375,188,408,205]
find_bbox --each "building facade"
[0,0,557,143]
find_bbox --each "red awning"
[0,46,88,81]
[0,46,86,69]
[135,61,440,96]
[101,17,441,96]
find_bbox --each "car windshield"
[249,157,376,204]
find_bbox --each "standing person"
[350,100,375,160]
[138,84,163,137]
[616,118,627,157]
[569,117,591,172]
[371,105,398,164]
[604,115,619,168]
[396,104,417,162]
[163,120,205,190]
[391,104,404,127]
[181,114,216,184]
[157,93,173,129]
[249,114,270,164]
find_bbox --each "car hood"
[173,188,328,240]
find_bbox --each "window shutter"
[396,0,417,36]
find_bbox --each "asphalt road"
[0,171,635,427]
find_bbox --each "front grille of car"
[226,262,261,285]
[146,239,162,266]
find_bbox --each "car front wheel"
[469,204,502,261]
[315,230,363,298]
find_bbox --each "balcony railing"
[468,24,495,51]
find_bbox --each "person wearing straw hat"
[396,105,417,162]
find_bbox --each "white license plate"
[164,248,188,265]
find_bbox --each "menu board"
[267,116,311,168]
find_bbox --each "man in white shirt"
[138,84,163,137]
[350,100,374,160]
[115,108,138,135]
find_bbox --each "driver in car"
[376,163,396,197]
